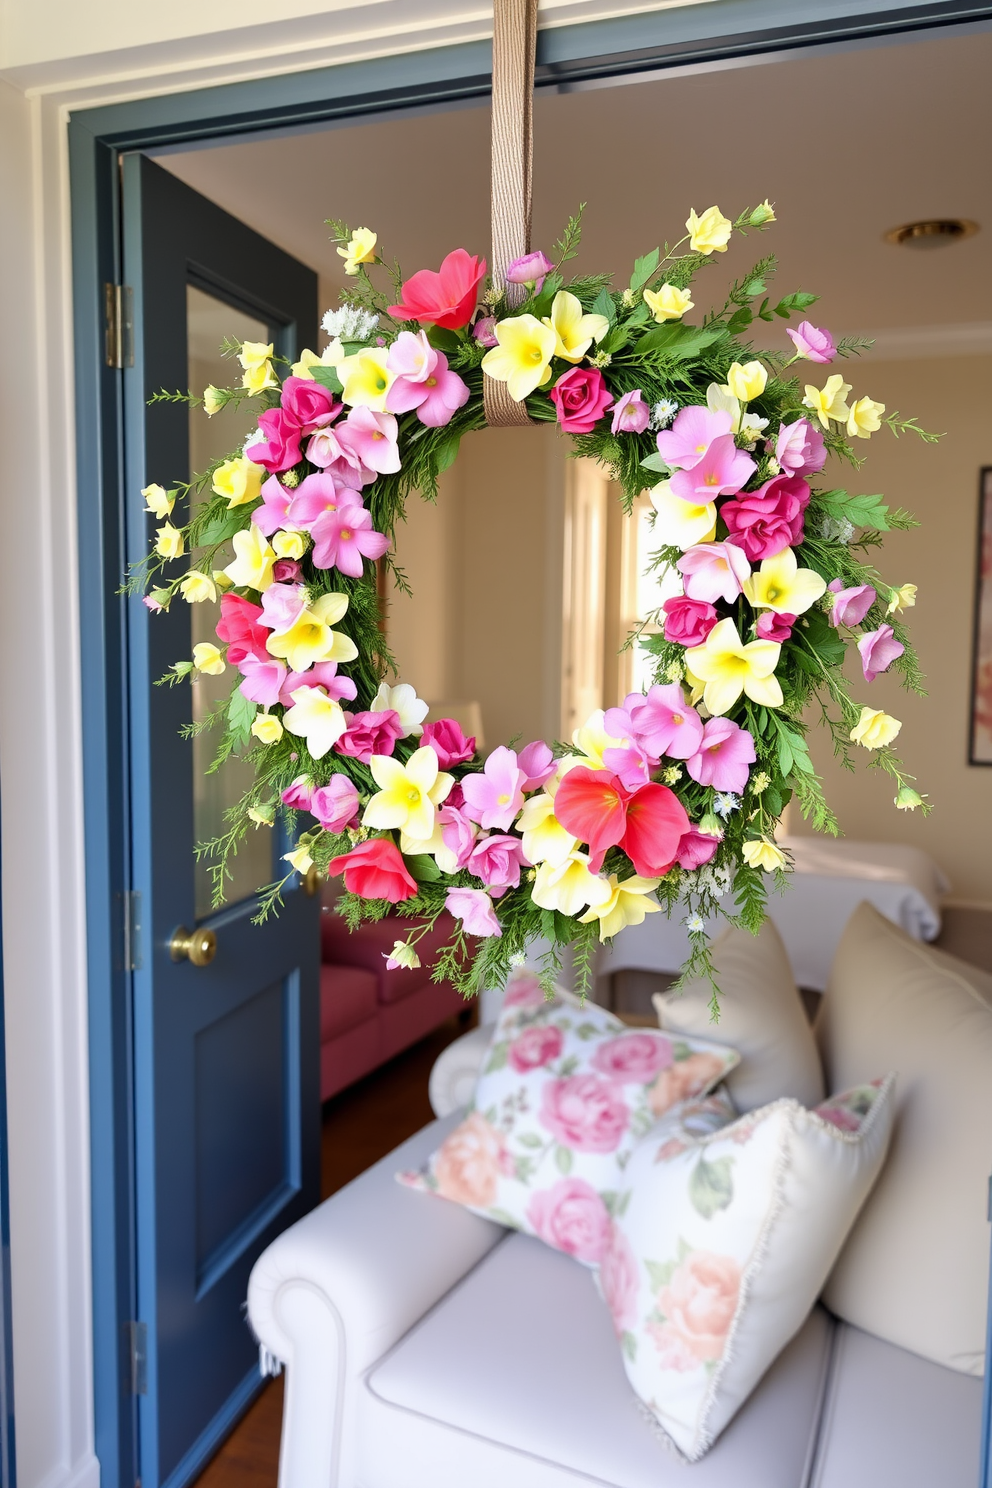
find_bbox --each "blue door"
[121,154,321,1488]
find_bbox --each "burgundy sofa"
[319,900,469,1101]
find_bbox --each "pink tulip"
[310,775,360,832]
[461,746,527,830]
[669,434,755,502]
[686,719,756,793]
[216,594,268,666]
[773,417,827,477]
[858,624,904,682]
[506,250,554,290]
[472,315,498,348]
[445,887,502,938]
[281,775,314,810]
[828,579,876,628]
[272,559,302,583]
[756,611,796,643]
[677,542,751,604]
[675,826,722,870]
[786,321,836,364]
[656,406,733,471]
[662,596,719,648]
[611,389,650,435]
[310,504,390,576]
[422,718,476,768]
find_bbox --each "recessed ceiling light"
[884,218,978,249]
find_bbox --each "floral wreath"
[133,201,932,1007]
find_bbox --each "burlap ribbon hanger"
[483,0,539,428]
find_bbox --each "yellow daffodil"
[202,385,225,416]
[706,381,743,434]
[847,396,885,439]
[517,794,578,868]
[850,707,901,750]
[481,315,558,402]
[531,852,613,917]
[726,360,768,403]
[803,374,851,429]
[363,745,453,841]
[650,482,716,549]
[191,642,225,675]
[337,227,377,276]
[750,200,776,225]
[272,530,306,560]
[282,685,348,759]
[284,844,314,875]
[887,583,917,616]
[251,714,284,745]
[224,526,276,591]
[683,662,706,706]
[142,482,174,519]
[542,291,609,363]
[290,342,345,380]
[743,546,827,615]
[155,522,184,560]
[338,347,394,410]
[643,284,693,323]
[579,874,661,941]
[265,592,358,673]
[742,838,787,873]
[686,205,733,255]
[179,571,217,604]
[238,341,279,395]
[212,455,264,508]
[685,618,783,715]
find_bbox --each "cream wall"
[791,355,992,906]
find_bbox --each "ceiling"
[159,25,992,354]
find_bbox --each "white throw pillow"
[654,918,825,1112]
[817,901,992,1374]
[598,1076,894,1461]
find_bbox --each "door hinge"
[127,1320,148,1395]
[104,283,134,369]
[123,890,142,972]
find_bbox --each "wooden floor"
[194,1013,472,1488]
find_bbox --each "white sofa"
[248,907,991,1487]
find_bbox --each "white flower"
[697,864,733,895]
[371,681,429,738]
[713,792,741,818]
[282,686,348,759]
[649,398,678,430]
[684,913,706,934]
[821,515,855,544]
[321,305,380,342]
[738,412,769,444]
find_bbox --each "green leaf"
[426,326,461,354]
[517,1132,543,1148]
[645,1257,677,1290]
[801,607,847,666]
[629,248,660,294]
[199,508,247,545]
[621,1330,638,1362]
[689,1156,735,1218]
[227,689,257,746]
[817,488,892,531]
[777,290,818,313]
[601,325,632,356]
[726,307,753,336]
[555,1144,573,1175]
[309,364,343,394]
[434,432,461,474]
[744,276,766,298]
[403,853,441,883]
[591,286,616,324]
[484,1041,508,1074]
[487,1207,521,1229]
[640,452,669,474]
[637,323,723,361]
[776,731,795,778]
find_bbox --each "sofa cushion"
[817,901,992,1374]
[364,1232,834,1488]
[321,909,457,1005]
[655,917,825,1112]
[320,964,378,1040]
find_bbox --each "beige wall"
[791,355,992,907]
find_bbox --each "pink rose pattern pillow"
[402,970,740,1263]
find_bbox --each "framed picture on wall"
[970,467,992,765]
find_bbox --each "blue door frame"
[67,4,992,1486]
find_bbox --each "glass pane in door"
[187,284,274,919]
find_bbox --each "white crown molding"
[843,320,992,360]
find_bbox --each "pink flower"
[623,684,705,761]
[252,474,296,536]
[444,887,502,938]
[600,1224,639,1334]
[675,825,721,870]
[611,389,650,435]
[722,472,810,561]
[215,594,268,665]
[548,367,614,434]
[677,542,751,604]
[310,775,360,832]
[601,742,652,792]
[280,375,341,430]
[416,352,470,427]
[245,409,303,473]
[508,1024,563,1073]
[504,971,544,1008]
[591,1031,673,1082]
[143,594,165,613]
[656,1251,742,1364]
[422,718,476,767]
[272,559,302,583]
[438,804,479,868]
[278,662,356,709]
[385,331,470,427]
[756,611,795,643]
[646,1320,699,1372]
[461,746,527,830]
[467,833,529,896]
[669,434,755,502]
[539,1074,629,1153]
[335,709,404,764]
[281,776,314,810]
[828,579,876,627]
[259,582,307,634]
[433,1111,508,1208]
[238,655,287,707]
[518,740,556,791]
[328,836,418,902]
[686,718,756,793]
[787,320,836,364]
[656,405,733,471]
[662,596,719,648]
[287,472,364,529]
[858,624,904,682]
[773,417,827,476]
[526,1179,612,1264]
[387,249,487,330]
[472,315,498,348]
[336,407,401,475]
[310,504,390,576]
[305,425,375,486]
[505,250,554,290]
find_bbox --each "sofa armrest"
[247,1113,504,1488]
[428,1025,490,1118]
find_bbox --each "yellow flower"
[202,385,225,416]
[272,530,306,560]
[212,455,264,509]
[847,396,885,439]
[290,342,346,380]
[743,546,827,615]
[706,382,743,434]
[337,227,377,276]
[542,291,609,363]
[642,284,693,323]
[571,709,628,770]
[238,341,279,395]
[481,315,558,401]
[363,746,453,841]
[850,707,901,750]
[579,874,661,941]
[650,482,716,549]
[887,583,917,616]
[750,200,776,226]
[192,642,225,675]
[155,522,184,559]
[265,592,358,673]
[283,844,314,874]
[685,618,783,715]
[517,794,577,868]
[224,526,276,591]
[742,838,787,873]
[251,714,284,745]
[179,571,217,604]
[212,569,234,591]
[282,686,348,759]
[142,482,174,519]
[686,205,733,255]
[338,347,394,410]
[532,853,613,917]
[803,374,851,429]
[726,360,768,403]
[386,940,421,970]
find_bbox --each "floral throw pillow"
[400,969,740,1265]
[600,1075,895,1461]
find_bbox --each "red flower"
[215,593,268,665]
[554,769,690,877]
[622,785,690,877]
[387,250,487,330]
[328,838,418,902]
[548,367,614,434]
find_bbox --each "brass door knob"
[303,865,324,898]
[169,926,217,967]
